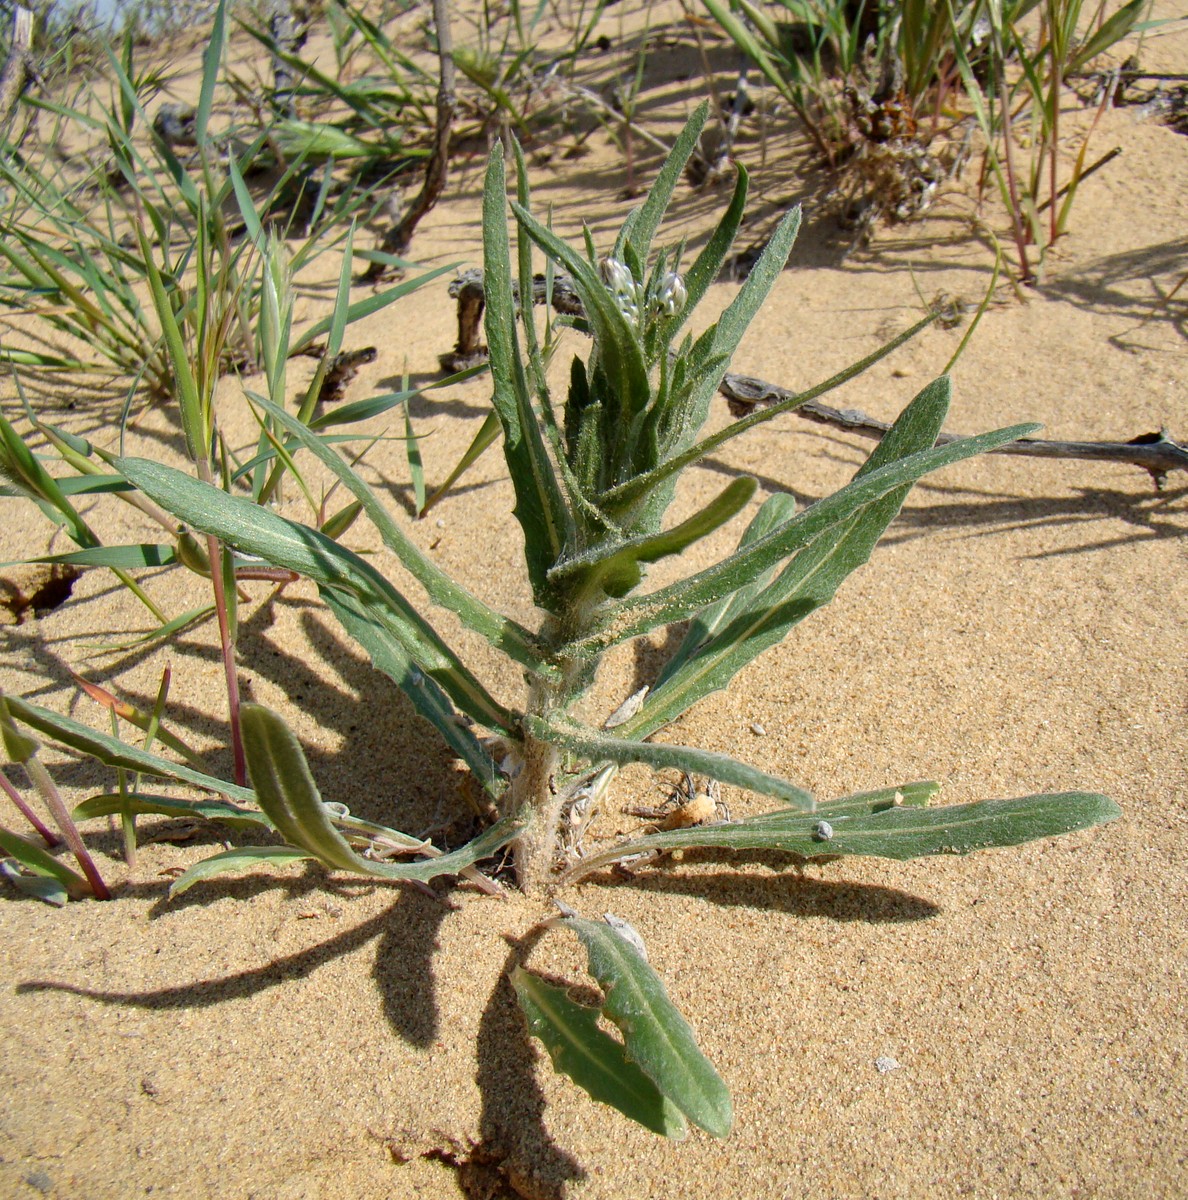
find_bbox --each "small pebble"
[749,721,766,736]
[875,1055,901,1075]
[23,1172,53,1194]
[813,820,834,841]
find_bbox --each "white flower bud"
[599,256,635,296]
[656,270,687,316]
[599,256,643,327]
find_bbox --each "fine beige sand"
[1,4,1185,1197]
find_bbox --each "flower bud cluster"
[654,271,687,316]
[599,256,642,325]
[598,257,687,329]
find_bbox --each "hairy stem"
[508,728,562,895]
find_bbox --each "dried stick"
[720,374,1188,488]
[0,6,34,131]
[364,0,455,281]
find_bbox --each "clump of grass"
[953,0,1147,283]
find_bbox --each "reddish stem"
[24,758,110,900]
[0,767,59,846]
[206,532,246,787]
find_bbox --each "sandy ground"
[0,4,1185,1197]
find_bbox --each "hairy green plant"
[1,106,1119,1135]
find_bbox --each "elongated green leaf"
[169,846,312,896]
[564,916,732,1138]
[320,590,503,796]
[602,312,938,513]
[240,704,519,880]
[310,364,487,430]
[0,408,95,546]
[136,224,202,458]
[524,715,813,810]
[1067,0,1144,73]
[620,103,709,266]
[4,695,256,803]
[658,204,801,454]
[578,414,1038,654]
[194,0,227,147]
[0,826,90,901]
[73,792,271,830]
[511,966,688,1139]
[0,859,69,905]
[623,377,953,737]
[570,791,1121,878]
[702,0,796,106]
[16,544,177,570]
[483,142,571,602]
[549,477,756,600]
[87,604,214,653]
[0,474,131,497]
[665,162,748,334]
[421,409,501,516]
[247,394,548,678]
[114,456,515,734]
[648,491,796,691]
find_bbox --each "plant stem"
[508,726,562,894]
[0,766,59,846]
[206,532,246,787]
[24,757,110,899]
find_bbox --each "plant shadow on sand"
[8,847,944,1196]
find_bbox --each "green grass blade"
[290,262,459,354]
[564,916,732,1138]
[404,397,426,516]
[511,966,688,1139]
[195,0,228,147]
[74,792,271,830]
[420,409,501,516]
[17,544,176,570]
[3,696,256,802]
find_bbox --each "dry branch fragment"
[0,6,35,130]
[365,0,455,280]
[721,374,1188,488]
